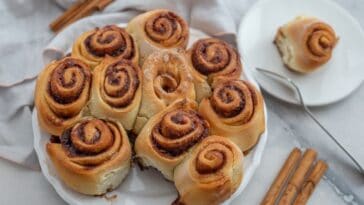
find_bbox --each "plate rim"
[33,23,269,205]
[237,0,364,107]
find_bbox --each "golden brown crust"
[173,135,244,205]
[274,16,338,73]
[126,9,189,64]
[199,79,265,152]
[72,25,139,68]
[135,99,209,180]
[35,57,92,136]
[133,50,195,134]
[89,58,142,130]
[186,38,242,102]
[47,117,132,195]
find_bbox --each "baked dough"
[47,117,132,195]
[135,99,209,180]
[35,57,92,136]
[199,79,265,152]
[133,50,195,134]
[89,58,142,130]
[274,16,338,73]
[72,25,138,68]
[186,38,242,102]
[127,9,189,64]
[173,135,244,205]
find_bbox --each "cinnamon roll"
[47,117,132,195]
[135,99,209,180]
[199,79,265,152]
[133,50,195,134]
[72,25,138,68]
[35,57,92,136]
[127,9,189,64]
[173,135,243,205]
[274,16,338,73]
[186,38,243,102]
[89,58,142,130]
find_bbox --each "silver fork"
[256,67,364,175]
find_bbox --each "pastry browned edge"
[132,50,195,134]
[173,135,244,205]
[89,58,142,131]
[72,25,139,68]
[135,99,209,180]
[127,9,189,64]
[274,16,338,73]
[199,79,265,152]
[35,57,92,136]
[47,117,132,195]
[186,38,243,102]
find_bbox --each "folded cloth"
[0,0,252,168]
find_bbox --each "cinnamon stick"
[50,0,90,32]
[293,160,328,205]
[50,0,114,32]
[278,148,317,205]
[58,0,100,30]
[260,148,302,205]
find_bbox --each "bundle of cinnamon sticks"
[261,148,328,205]
[50,0,114,32]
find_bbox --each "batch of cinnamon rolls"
[34,9,266,205]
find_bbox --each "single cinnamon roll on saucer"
[274,16,338,73]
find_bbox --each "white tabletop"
[0,0,363,204]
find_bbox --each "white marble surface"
[0,0,363,204]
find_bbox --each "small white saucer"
[238,0,364,106]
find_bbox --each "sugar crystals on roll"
[127,9,189,64]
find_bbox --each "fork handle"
[304,107,364,174]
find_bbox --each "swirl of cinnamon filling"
[85,25,135,58]
[145,11,189,47]
[46,117,132,195]
[210,80,256,122]
[304,22,337,62]
[60,118,125,165]
[45,58,91,117]
[100,60,140,108]
[194,137,235,176]
[151,109,209,157]
[173,135,243,205]
[191,38,242,78]
[72,25,138,68]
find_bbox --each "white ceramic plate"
[238,0,364,106]
[32,24,268,205]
